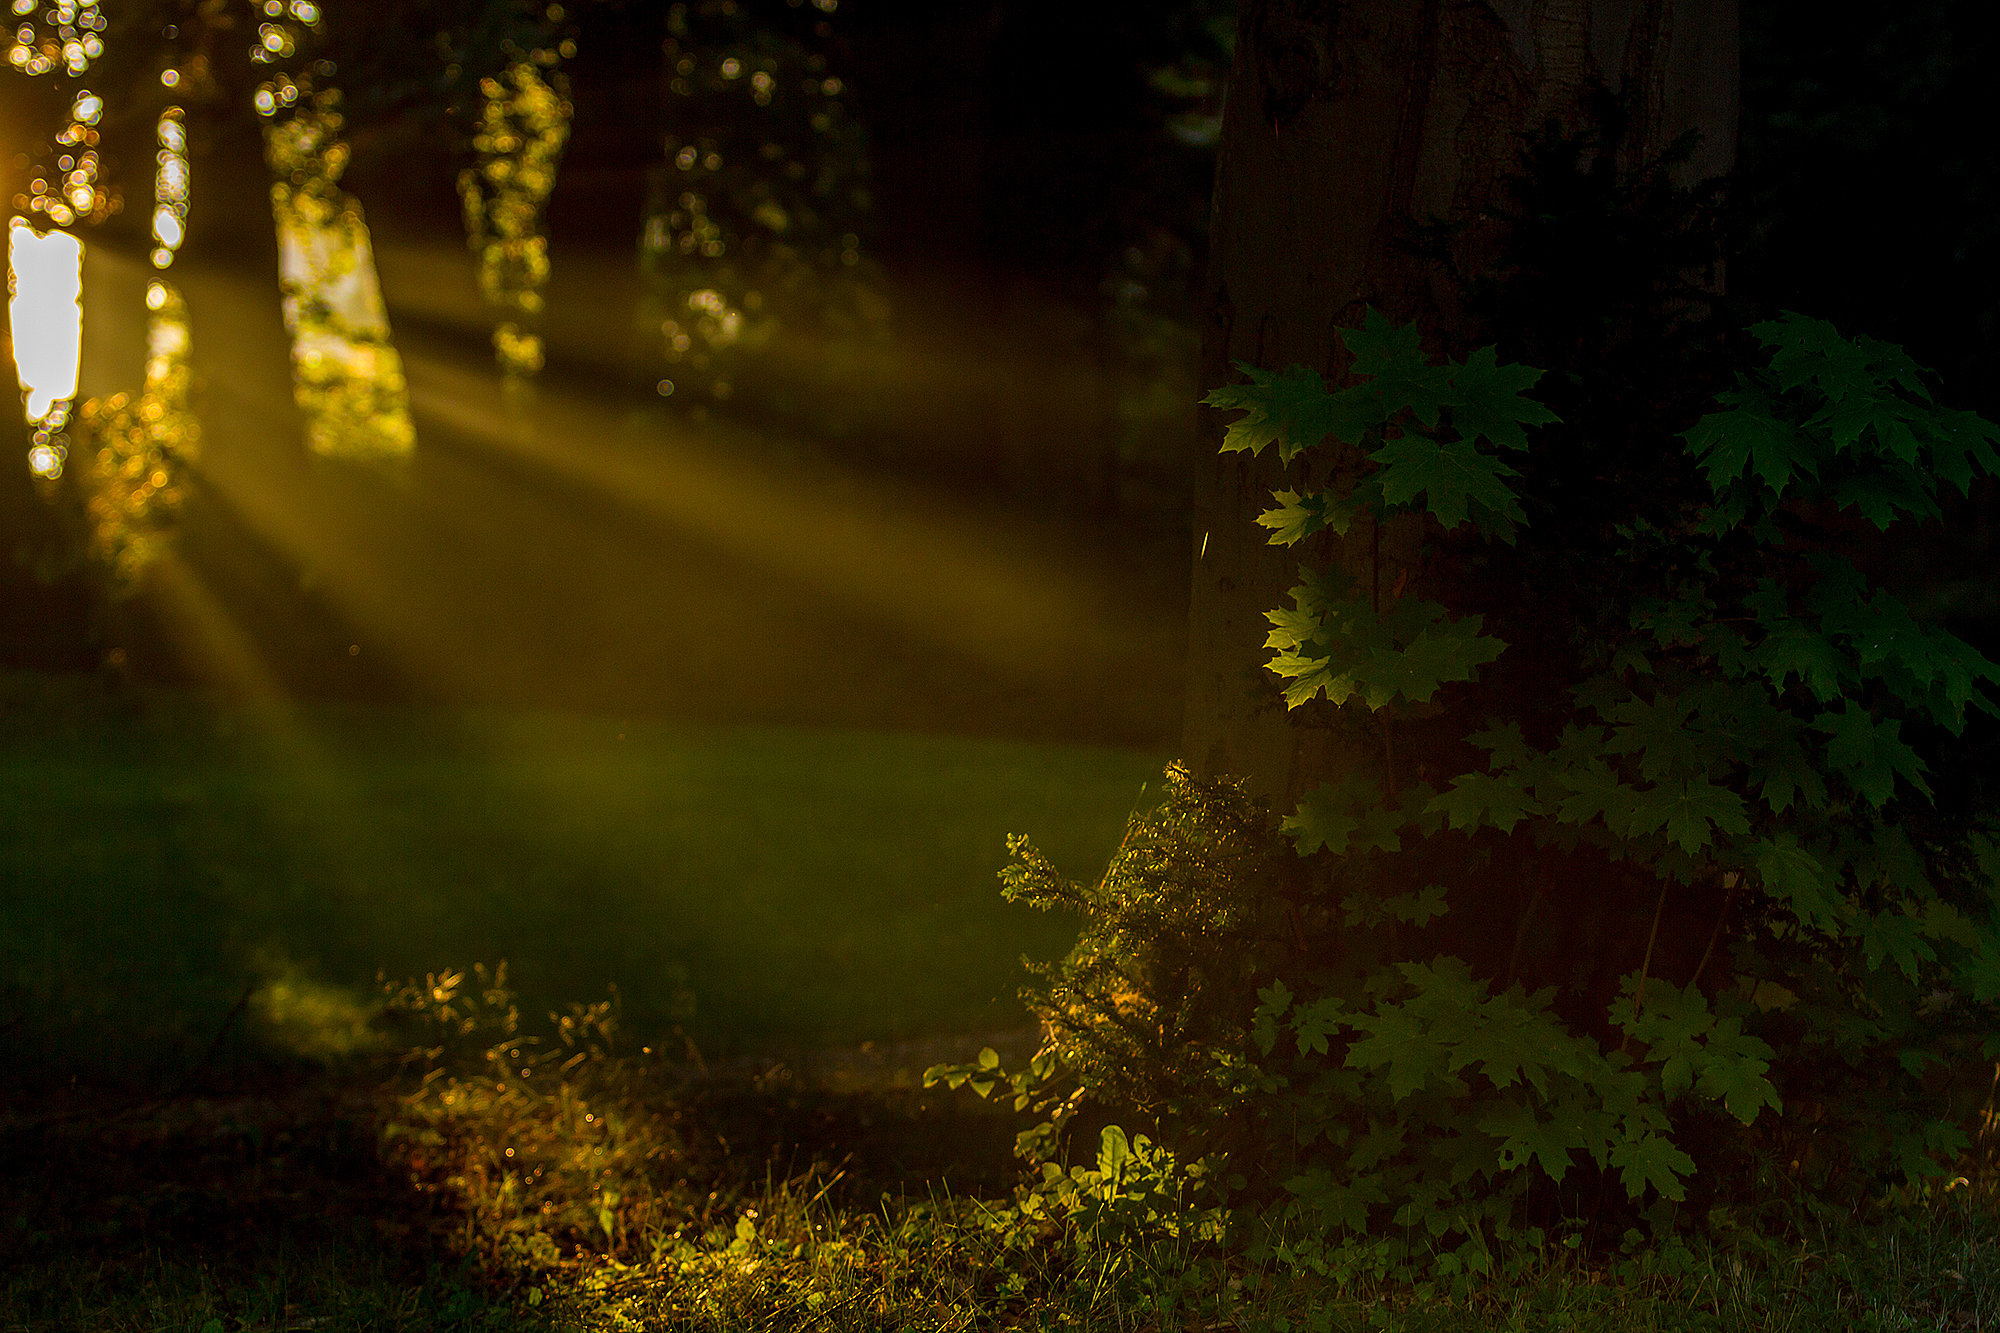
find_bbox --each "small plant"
[379,962,697,1269]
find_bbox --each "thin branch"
[1618,878,1672,1055]
[1687,872,1741,994]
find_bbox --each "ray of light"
[396,349,1169,693]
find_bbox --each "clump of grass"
[376,966,2000,1332]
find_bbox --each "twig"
[2,981,262,1136]
[1687,873,1741,995]
[166,980,258,1100]
[1618,879,1672,1055]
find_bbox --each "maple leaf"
[1448,345,1560,451]
[1258,488,1337,545]
[1384,618,1509,702]
[1204,363,1346,462]
[1860,908,1937,981]
[1612,1131,1696,1202]
[1603,690,1705,782]
[1659,777,1751,856]
[1369,429,1525,533]
[1342,308,1453,426]
[1828,466,1939,529]
[1292,996,1347,1056]
[1478,1099,1579,1182]
[1694,1020,1783,1124]
[1285,769,1395,856]
[1749,834,1843,932]
[1681,390,1815,496]
[1754,311,1878,398]
[1754,619,1849,702]
[1922,407,2000,494]
[1817,700,1931,806]
[1428,771,1541,834]
[1344,1007,1446,1101]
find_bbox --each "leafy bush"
[935,307,2000,1292]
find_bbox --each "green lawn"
[0,671,1167,1084]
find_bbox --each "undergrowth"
[358,965,2000,1332]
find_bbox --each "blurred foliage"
[638,0,883,416]
[460,56,570,378]
[261,82,415,460]
[76,281,198,584]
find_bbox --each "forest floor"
[5,1035,1998,1333]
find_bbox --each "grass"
[12,1009,1989,1333]
[0,669,1166,1085]
[5,961,1998,1333]
[7,670,1999,1332]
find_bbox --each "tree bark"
[1184,0,1738,802]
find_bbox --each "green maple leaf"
[1428,771,1541,834]
[1828,466,1939,528]
[1957,928,2000,1005]
[1265,593,1504,711]
[1603,691,1705,782]
[1286,769,1398,856]
[1342,308,1452,426]
[1818,700,1931,806]
[1693,1019,1783,1124]
[1344,1006,1445,1102]
[1746,580,1849,700]
[1755,721,1828,813]
[1460,996,1568,1097]
[1682,389,1815,497]
[1448,345,1560,452]
[1815,389,1922,461]
[1749,834,1843,932]
[1923,407,2000,494]
[1258,489,1335,545]
[1381,617,1509,703]
[1613,1131,1696,1201]
[1368,429,1525,533]
[1850,329,1936,400]
[1658,777,1751,856]
[1545,756,1641,834]
[1754,312,1882,398]
[1466,720,1535,767]
[1478,1100,1578,1182]
[1205,363,1344,462]
[1861,908,1937,981]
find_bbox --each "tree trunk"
[1184,0,1738,803]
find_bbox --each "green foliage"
[950,304,2000,1295]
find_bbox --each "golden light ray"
[396,347,1168,694]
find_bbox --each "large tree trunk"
[1184,0,1738,802]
